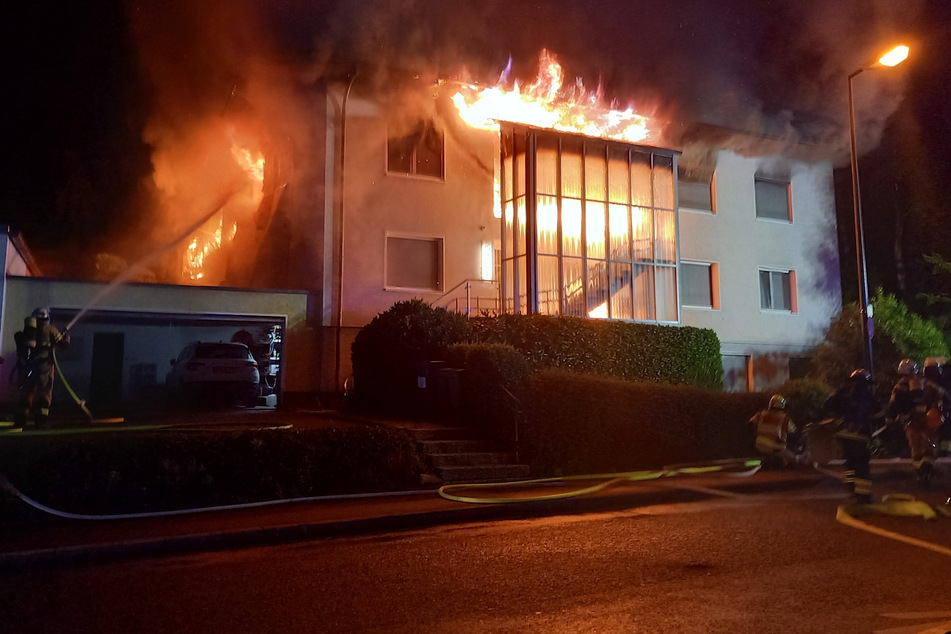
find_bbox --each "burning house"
[0,47,841,413]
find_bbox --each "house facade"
[0,73,841,412]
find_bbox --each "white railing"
[432,279,501,318]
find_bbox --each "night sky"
[1,0,949,307]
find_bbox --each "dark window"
[386,236,443,290]
[755,178,790,221]
[387,121,444,178]
[681,262,715,308]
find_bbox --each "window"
[678,171,715,213]
[759,269,796,311]
[722,355,753,393]
[387,121,444,178]
[754,178,791,221]
[499,124,679,323]
[385,235,443,290]
[681,262,720,309]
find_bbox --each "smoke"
[120,0,926,277]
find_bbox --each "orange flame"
[452,50,653,144]
[230,143,265,182]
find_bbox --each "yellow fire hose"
[52,349,124,424]
[438,458,763,504]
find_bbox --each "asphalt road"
[3,480,950,634]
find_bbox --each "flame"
[452,50,652,144]
[231,143,265,182]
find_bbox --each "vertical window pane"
[414,126,444,178]
[655,266,678,321]
[608,148,630,204]
[562,138,583,198]
[562,198,583,257]
[630,152,652,206]
[755,179,790,220]
[516,254,528,314]
[655,209,676,263]
[633,206,653,261]
[502,200,514,261]
[610,262,633,319]
[515,197,526,258]
[537,137,558,195]
[587,260,609,318]
[585,144,607,201]
[585,201,606,260]
[536,195,559,255]
[564,257,585,317]
[759,270,772,309]
[653,155,674,209]
[634,264,655,320]
[608,204,630,261]
[537,255,561,316]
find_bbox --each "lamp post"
[847,44,909,375]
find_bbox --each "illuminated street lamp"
[848,44,909,375]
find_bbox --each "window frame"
[384,233,445,292]
[680,261,720,309]
[678,171,716,214]
[754,177,792,222]
[758,268,797,312]
[386,120,446,180]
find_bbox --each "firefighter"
[12,307,70,429]
[924,356,951,455]
[749,394,800,467]
[824,369,882,504]
[888,358,940,486]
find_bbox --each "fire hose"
[52,348,124,424]
[437,458,764,504]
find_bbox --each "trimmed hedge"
[469,314,723,388]
[0,426,425,521]
[523,370,762,476]
[351,299,469,413]
[446,343,531,446]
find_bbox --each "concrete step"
[428,452,518,468]
[419,439,492,454]
[408,426,473,442]
[437,463,532,484]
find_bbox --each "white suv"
[166,342,261,405]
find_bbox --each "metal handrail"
[431,278,501,318]
[499,385,524,463]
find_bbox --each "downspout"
[334,71,358,391]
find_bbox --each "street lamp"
[848,44,909,375]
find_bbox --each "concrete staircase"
[411,426,531,484]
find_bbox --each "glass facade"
[499,124,679,322]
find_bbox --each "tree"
[810,288,949,397]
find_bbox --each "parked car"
[166,341,260,406]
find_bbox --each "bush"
[772,377,833,428]
[523,370,762,476]
[469,314,723,388]
[446,343,531,446]
[0,426,425,521]
[351,299,469,413]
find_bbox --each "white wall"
[679,150,841,390]
[338,91,499,328]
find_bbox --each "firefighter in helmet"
[887,358,940,486]
[12,307,70,429]
[824,369,882,503]
[749,394,800,467]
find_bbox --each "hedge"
[523,370,762,476]
[0,426,425,522]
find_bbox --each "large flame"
[452,50,653,144]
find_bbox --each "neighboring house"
[0,70,842,411]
